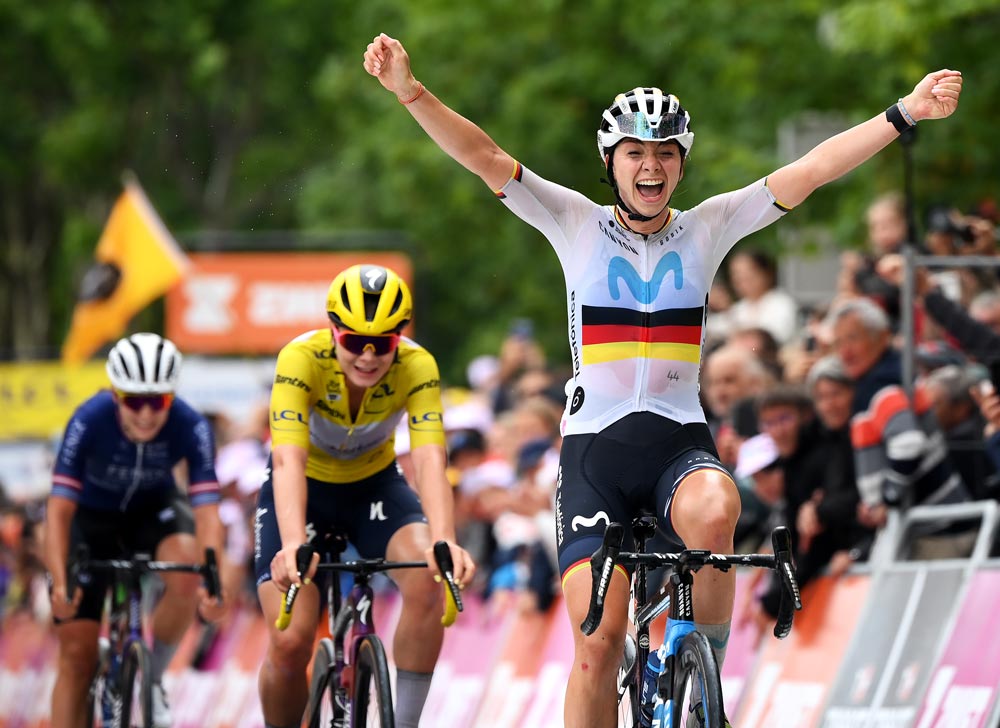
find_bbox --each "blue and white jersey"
[496,163,790,436]
[52,390,220,511]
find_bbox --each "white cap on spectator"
[467,354,500,390]
[735,433,780,479]
[443,400,493,434]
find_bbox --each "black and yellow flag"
[61,177,189,364]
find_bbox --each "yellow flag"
[61,177,190,364]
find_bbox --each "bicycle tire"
[306,637,338,728]
[88,638,109,727]
[670,631,724,728]
[618,633,640,727]
[119,640,154,728]
[351,634,394,728]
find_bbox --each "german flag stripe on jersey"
[494,161,524,199]
[581,304,704,365]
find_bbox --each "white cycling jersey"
[496,162,790,437]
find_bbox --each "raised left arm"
[768,69,962,209]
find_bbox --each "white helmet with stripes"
[597,87,694,159]
[106,333,182,394]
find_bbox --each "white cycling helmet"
[596,87,694,160]
[106,333,182,394]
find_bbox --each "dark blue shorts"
[253,460,426,586]
[554,412,729,575]
[60,492,194,623]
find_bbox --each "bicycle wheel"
[617,633,640,728]
[87,638,110,727]
[351,635,394,727]
[119,640,154,728]
[670,631,724,728]
[306,638,338,728]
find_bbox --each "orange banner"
[165,252,413,354]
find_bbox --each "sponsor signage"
[165,252,413,354]
[914,569,1000,727]
[819,567,965,728]
[0,361,109,440]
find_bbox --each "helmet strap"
[602,154,668,224]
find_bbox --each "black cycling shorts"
[253,460,427,586]
[554,411,730,575]
[60,491,195,623]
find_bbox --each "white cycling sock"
[150,638,179,685]
[689,621,730,707]
[695,620,730,669]
[395,669,433,728]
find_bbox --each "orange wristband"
[399,82,425,105]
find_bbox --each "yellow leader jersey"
[269,328,446,483]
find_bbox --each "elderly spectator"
[703,344,774,468]
[924,365,997,499]
[829,298,972,559]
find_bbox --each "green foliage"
[1,0,998,380]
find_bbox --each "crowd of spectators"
[3,192,1000,638]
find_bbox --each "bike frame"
[581,520,800,728]
[96,566,147,726]
[324,559,379,718]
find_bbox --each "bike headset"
[326,264,413,335]
[597,87,695,223]
[106,333,182,394]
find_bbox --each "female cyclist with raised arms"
[363,33,962,728]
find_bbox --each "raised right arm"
[363,33,516,191]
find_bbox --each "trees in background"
[2,0,998,381]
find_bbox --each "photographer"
[876,255,1000,365]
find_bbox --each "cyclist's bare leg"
[50,618,99,728]
[257,579,321,727]
[562,565,631,728]
[386,522,443,671]
[670,469,741,626]
[151,533,201,644]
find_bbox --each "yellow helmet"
[326,264,413,334]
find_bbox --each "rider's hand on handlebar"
[424,540,476,590]
[271,542,319,592]
[50,583,82,621]
[197,586,228,623]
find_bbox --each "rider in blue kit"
[44,333,226,728]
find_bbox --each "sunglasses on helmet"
[332,327,400,356]
[615,111,688,140]
[114,390,175,412]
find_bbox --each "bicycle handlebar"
[579,524,802,638]
[580,523,624,636]
[275,540,464,630]
[771,526,802,639]
[66,545,222,600]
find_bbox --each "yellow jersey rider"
[253,264,475,728]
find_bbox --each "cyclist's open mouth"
[636,180,665,201]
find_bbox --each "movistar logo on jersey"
[608,253,683,304]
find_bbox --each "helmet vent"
[363,292,380,321]
[128,337,146,381]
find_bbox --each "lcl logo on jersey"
[607,252,684,304]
